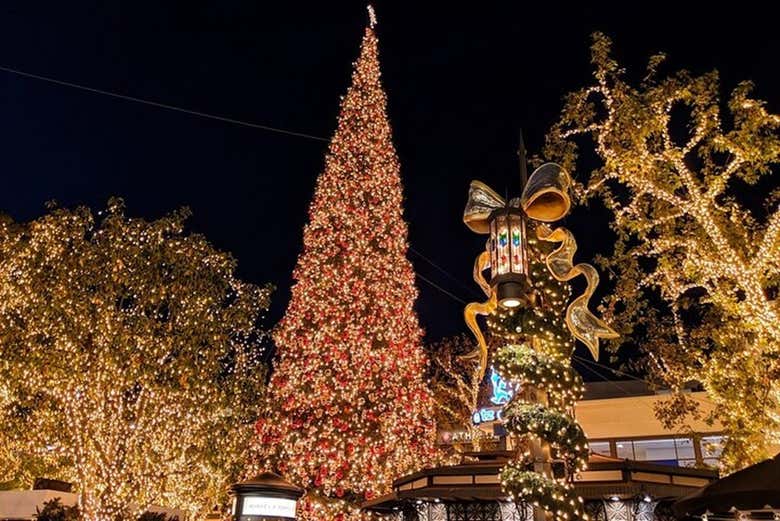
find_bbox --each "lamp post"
[231,473,304,521]
[488,204,531,309]
[487,133,534,310]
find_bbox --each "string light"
[545,32,780,472]
[487,229,591,520]
[426,335,483,434]
[252,21,438,521]
[0,199,271,521]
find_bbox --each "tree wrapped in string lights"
[545,32,780,471]
[253,10,438,521]
[0,200,271,521]
[463,148,615,520]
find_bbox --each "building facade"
[364,381,736,521]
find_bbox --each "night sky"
[1,2,778,366]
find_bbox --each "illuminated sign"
[469,367,514,426]
[242,497,297,519]
[472,407,504,425]
[489,367,514,405]
[438,429,499,444]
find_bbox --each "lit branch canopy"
[0,199,271,521]
[545,33,780,471]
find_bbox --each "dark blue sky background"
[0,2,778,368]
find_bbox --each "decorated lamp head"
[489,205,529,308]
[465,162,572,310]
[462,141,616,378]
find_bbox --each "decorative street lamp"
[488,204,531,309]
[231,473,304,521]
[462,133,617,378]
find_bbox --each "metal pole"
[517,130,528,190]
[518,134,552,521]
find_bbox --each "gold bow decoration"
[536,225,619,360]
[463,163,616,377]
[464,163,573,234]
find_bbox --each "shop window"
[589,441,612,457]
[700,435,725,460]
[633,438,677,465]
[675,438,696,466]
[615,441,633,459]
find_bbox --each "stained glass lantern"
[488,204,532,308]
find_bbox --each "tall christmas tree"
[255,11,438,521]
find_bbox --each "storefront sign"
[242,497,296,519]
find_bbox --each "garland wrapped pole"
[463,137,616,521]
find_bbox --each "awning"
[673,453,780,517]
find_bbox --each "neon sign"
[489,367,514,405]
[471,367,514,425]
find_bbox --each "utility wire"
[1,63,483,307]
[573,354,715,405]
[571,357,637,397]
[572,354,646,384]
[0,64,329,142]
[415,273,468,305]
[410,246,484,299]
[0,64,718,398]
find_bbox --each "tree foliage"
[545,33,780,470]
[0,200,271,520]
[425,334,482,431]
[36,498,81,521]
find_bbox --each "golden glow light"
[0,199,271,521]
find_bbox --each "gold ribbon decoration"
[462,163,573,375]
[462,253,496,379]
[463,181,509,234]
[464,163,572,234]
[462,162,613,375]
[520,163,572,222]
[536,224,619,361]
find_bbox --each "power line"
[415,272,468,305]
[0,64,329,142]
[0,63,715,399]
[0,63,481,309]
[571,357,637,396]
[572,354,646,384]
[409,246,483,299]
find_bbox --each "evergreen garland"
[503,402,589,472]
[494,345,584,409]
[500,462,586,520]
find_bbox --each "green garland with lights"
[490,232,588,521]
[494,345,584,409]
[502,403,589,472]
[500,462,586,519]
